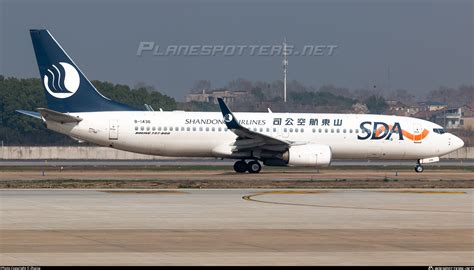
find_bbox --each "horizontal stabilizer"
[16,110,42,119]
[37,108,82,123]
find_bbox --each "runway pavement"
[1,189,473,265]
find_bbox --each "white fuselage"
[45,111,464,162]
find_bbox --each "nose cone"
[452,135,465,151]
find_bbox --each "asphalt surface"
[1,189,473,265]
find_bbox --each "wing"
[217,98,292,152]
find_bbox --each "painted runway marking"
[242,190,472,213]
[99,190,189,195]
[377,190,466,195]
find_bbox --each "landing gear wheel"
[415,164,424,173]
[247,161,262,173]
[233,160,248,173]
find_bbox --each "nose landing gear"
[415,164,424,173]
[415,159,424,173]
[233,160,262,173]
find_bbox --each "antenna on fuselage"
[144,104,155,111]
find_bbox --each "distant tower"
[387,65,391,93]
[283,38,288,103]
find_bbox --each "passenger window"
[158,127,162,131]
[193,127,196,131]
[212,127,215,132]
[325,129,328,133]
[266,128,270,132]
[300,128,304,133]
[206,127,209,132]
[146,126,150,131]
[318,128,322,133]
[312,128,316,133]
[295,128,298,133]
[181,127,185,131]
[218,127,222,132]
[355,129,359,133]
[135,126,138,131]
[349,129,353,133]
[164,127,167,131]
[152,127,156,131]
[199,127,203,131]
[273,128,276,132]
[336,129,340,133]
[331,129,334,133]
[343,129,346,133]
[187,127,190,131]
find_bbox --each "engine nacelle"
[283,144,332,166]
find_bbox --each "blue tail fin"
[30,29,137,112]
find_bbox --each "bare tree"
[388,89,416,105]
[319,84,352,98]
[190,80,211,93]
[226,78,253,92]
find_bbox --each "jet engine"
[282,144,332,166]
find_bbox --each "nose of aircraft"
[452,135,465,151]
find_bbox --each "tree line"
[1,74,472,145]
[0,75,176,145]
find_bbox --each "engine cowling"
[283,144,332,166]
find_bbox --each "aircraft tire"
[247,161,262,173]
[234,160,248,173]
[415,164,424,173]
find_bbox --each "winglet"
[217,98,240,129]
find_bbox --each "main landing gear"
[233,160,262,173]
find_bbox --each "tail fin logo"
[43,62,80,99]
[224,114,233,123]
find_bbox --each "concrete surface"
[1,189,473,265]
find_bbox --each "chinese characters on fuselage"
[184,118,343,127]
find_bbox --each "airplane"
[17,29,464,173]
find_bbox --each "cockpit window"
[433,128,445,134]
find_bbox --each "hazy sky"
[1,0,472,100]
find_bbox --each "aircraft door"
[413,123,422,143]
[109,120,119,140]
